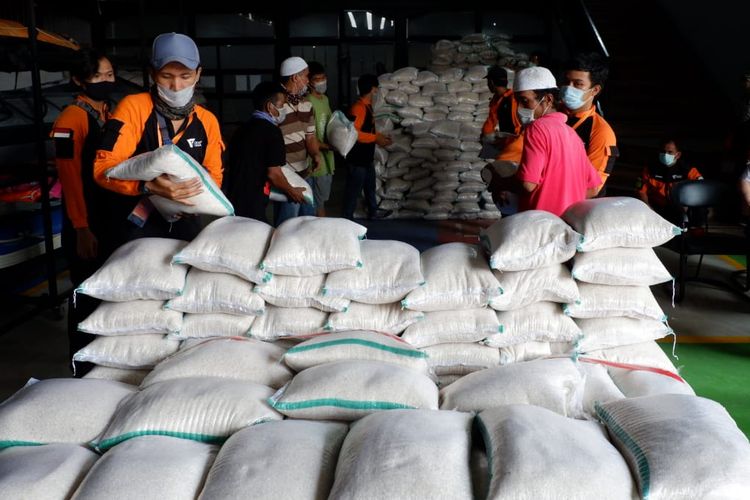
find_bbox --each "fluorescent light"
[366,12,373,31]
[390,19,394,27]
[347,11,357,29]
[380,17,385,30]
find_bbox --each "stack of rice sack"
[561,197,696,398]
[429,33,532,73]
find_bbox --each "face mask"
[83,80,116,101]
[517,100,543,126]
[659,153,677,166]
[271,105,287,125]
[313,80,327,94]
[157,82,195,108]
[560,85,592,110]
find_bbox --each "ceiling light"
[380,17,385,30]
[347,11,357,29]
[366,12,373,31]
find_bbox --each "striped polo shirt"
[279,98,315,172]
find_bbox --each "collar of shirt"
[252,110,277,125]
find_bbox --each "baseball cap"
[151,33,200,70]
[514,66,557,92]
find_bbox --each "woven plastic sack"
[165,268,265,316]
[439,68,465,83]
[76,238,188,301]
[385,90,408,106]
[83,366,150,386]
[596,394,750,500]
[423,343,500,376]
[95,377,281,451]
[563,283,667,321]
[490,263,579,311]
[0,444,98,499]
[141,337,292,389]
[485,302,581,348]
[563,197,682,251]
[73,334,180,369]
[579,361,626,416]
[261,216,367,276]
[392,67,419,82]
[329,410,473,500]
[172,216,274,284]
[431,120,461,138]
[105,144,233,220]
[249,305,328,341]
[268,360,439,420]
[413,70,439,86]
[605,363,696,397]
[72,436,217,500]
[498,341,554,365]
[480,210,580,271]
[283,331,429,374]
[326,111,359,158]
[268,165,314,204]
[402,243,502,311]
[576,317,673,352]
[78,300,182,335]
[325,302,424,335]
[401,308,501,347]
[582,340,679,372]
[172,313,254,339]
[440,358,586,417]
[255,274,349,312]
[447,81,473,93]
[572,246,673,286]
[409,94,434,108]
[0,379,135,448]
[464,65,488,82]
[477,405,636,500]
[199,420,347,500]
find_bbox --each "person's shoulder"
[195,104,220,125]
[54,101,87,126]
[592,112,616,135]
[118,91,152,109]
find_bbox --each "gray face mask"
[157,82,195,108]
[313,80,327,94]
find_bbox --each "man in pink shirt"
[489,66,601,216]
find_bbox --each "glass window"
[105,15,184,39]
[290,13,339,38]
[343,11,396,38]
[198,46,218,70]
[291,45,339,108]
[222,74,272,93]
[219,45,275,70]
[196,14,274,38]
[408,12,474,37]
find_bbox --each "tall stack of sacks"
[429,34,532,73]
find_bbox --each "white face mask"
[313,80,327,94]
[157,82,195,108]
[271,104,287,125]
[517,98,550,126]
[659,152,677,166]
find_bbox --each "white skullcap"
[514,66,557,92]
[280,56,308,77]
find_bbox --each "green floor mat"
[661,343,750,437]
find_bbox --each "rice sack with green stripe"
[0,379,135,449]
[477,405,636,499]
[248,305,329,341]
[71,436,217,500]
[283,331,430,374]
[164,268,265,316]
[596,394,750,500]
[563,283,667,321]
[269,360,438,420]
[422,343,500,376]
[606,363,695,398]
[73,334,179,370]
[94,377,281,451]
[105,143,233,219]
[401,308,501,348]
[171,216,274,285]
[328,410,473,500]
[255,274,349,312]
[261,216,367,276]
[324,302,424,335]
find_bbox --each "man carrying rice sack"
[93,33,224,252]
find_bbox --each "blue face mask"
[659,153,677,166]
[560,85,592,110]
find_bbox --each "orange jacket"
[482,89,523,163]
[567,107,618,184]
[638,161,703,207]
[351,95,377,143]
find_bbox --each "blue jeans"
[343,162,377,219]
[273,195,316,226]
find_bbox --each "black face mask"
[83,80,117,102]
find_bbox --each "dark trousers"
[343,162,377,219]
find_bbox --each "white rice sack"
[105,144,233,219]
[580,361,627,417]
[269,360,438,420]
[453,201,481,213]
[72,436,217,500]
[563,197,682,251]
[95,377,280,451]
[411,148,436,160]
[437,137,462,149]
[199,421,347,500]
[408,94,434,108]
[456,181,485,192]
[83,366,150,386]
[421,82,447,96]
[249,306,328,341]
[142,337,290,389]
[447,81,473,93]
[402,199,430,212]
[268,165,314,204]
[76,238,188,301]
[374,145,388,164]
[473,81,489,93]
[563,283,667,321]
[498,341,554,365]
[459,122,483,140]
[450,103,477,114]
[434,149,459,161]
[173,313,254,339]
[479,210,503,220]
[456,92,479,105]
[477,405,637,500]
[283,331,429,374]
[377,73,398,90]
[329,410,473,500]
[583,340,678,372]
[457,150,480,161]
[431,103,451,114]
[386,150,408,167]
[460,141,483,152]
[255,274,349,312]
[383,166,408,179]
[392,67,419,82]
[490,264,579,311]
[449,112,475,123]
[464,65,488,82]
[576,317,673,352]
[413,71,439,86]
[326,110,359,158]
[261,216,366,276]
[172,216,273,284]
[73,334,180,369]
[78,300,182,335]
[396,107,423,120]
[0,379,135,447]
[324,240,423,304]
[398,83,420,95]
[434,93,459,106]
[400,156,428,169]
[431,120,462,138]
[596,394,750,500]
[165,268,265,316]
[412,136,440,149]
[0,444,98,499]
[439,68,465,83]
[606,363,695,397]
[423,343,500,376]
[459,170,483,183]
[410,121,434,136]
[481,210,580,271]
[403,168,431,182]
[385,178,412,193]
[572,247,673,286]
[429,201,454,212]
[325,302,424,335]
[485,301,582,348]
[440,358,586,417]
[385,90,408,106]
[402,243,502,311]
[378,200,400,212]
[402,308,500,348]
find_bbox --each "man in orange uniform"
[94,32,223,254]
[559,53,618,193]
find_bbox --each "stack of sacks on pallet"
[428,33,533,73]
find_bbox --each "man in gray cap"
[273,55,320,226]
[93,32,224,251]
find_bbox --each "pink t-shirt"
[517,112,602,216]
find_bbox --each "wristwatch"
[140,181,151,195]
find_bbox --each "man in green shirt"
[307,61,335,216]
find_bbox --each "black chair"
[668,180,749,302]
